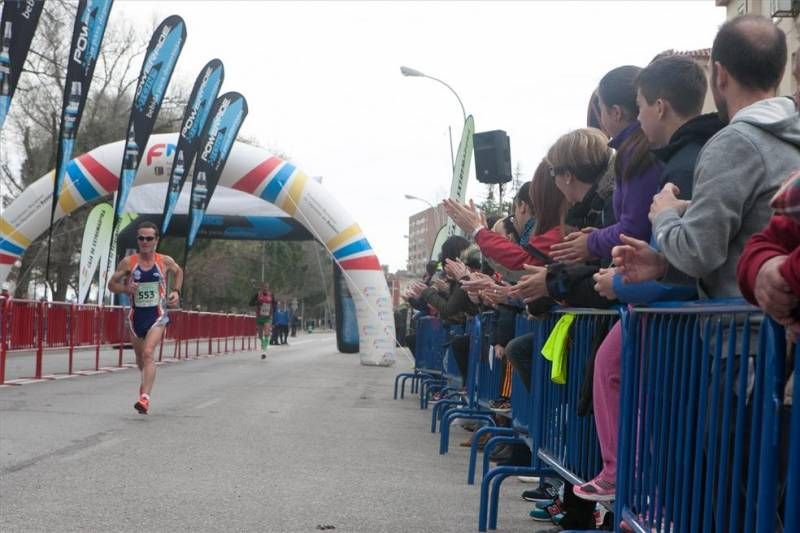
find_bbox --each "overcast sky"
[112,1,726,272]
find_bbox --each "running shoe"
[134,395,150,414]
[522,482,560,502]
[573,477,616,502]
[489,399,512,413]
[261,353,266,360]
[529,506,551,522]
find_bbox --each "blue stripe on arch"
[67,161,100,203]
[260,163,296,204]
[333,238,371,260]
[0,239,24,255]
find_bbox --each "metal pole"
[261,241,266,282]
[448,126,455,172]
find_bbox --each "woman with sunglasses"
[108,221,183,414]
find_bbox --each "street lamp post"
[403,193,435,211]
[400,66,468,171]
[400,66,467,122]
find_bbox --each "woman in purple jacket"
[549,66,663,503]
[551,66,662,264]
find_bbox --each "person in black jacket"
[636,55,726,198]
[407,237,479,385]
[509,128,618,314]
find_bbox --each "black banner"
[0,0,45,129]
[160,58,224,236]
[44,0,113,285]
[113,14,186,223]
[184,91,248,266]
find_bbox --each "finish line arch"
[0,133,395,367]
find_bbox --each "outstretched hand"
[442,198,486,235]
[611,234,667,284]
[508,264,549,303]
[550,228,595,264]
[444,258,470,280]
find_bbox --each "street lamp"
[404,193,435,210]
[400,66,467,122]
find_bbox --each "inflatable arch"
[0,133,395,366]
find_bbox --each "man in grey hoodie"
[613,15,800,299]
[611,16,797,531]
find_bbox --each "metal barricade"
[0,297,256,384]
[616,300,796,533]
[536,309,616,484]
[479,309,615,531]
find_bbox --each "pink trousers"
[593,320,622,483]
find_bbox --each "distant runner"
[108,222,183,414]
[250,282,275,359]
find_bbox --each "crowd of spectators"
[400,14,799,530]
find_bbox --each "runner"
[250,282,274,359]
[108,221,183,414]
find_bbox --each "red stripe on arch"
[231,157,283,194]
[339,256,381,271]
[79,154,118,193]
[0,253,18,265]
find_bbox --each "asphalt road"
[0,334,546,532]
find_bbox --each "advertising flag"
[183,91,248,266]
[160,58,224,236]
[44,0,113,284]
[77,202,112,303]
[430,115,474,261]
[0,0,44,130]
[112,14,186,224]
[98,210,135,304]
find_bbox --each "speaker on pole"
[473,130,512,184]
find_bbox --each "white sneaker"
[517,476,540,483]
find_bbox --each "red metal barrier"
[0,298,256,384]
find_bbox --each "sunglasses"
[137,235,156,242]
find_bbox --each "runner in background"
[250,282,274,359]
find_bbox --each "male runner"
[108,222,183,414]
[250,282,274,359]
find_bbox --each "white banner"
[98,211,135,303]
[78,203,113,303]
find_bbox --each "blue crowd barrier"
[393,315,446,400]
[616,300,797,533]
[393,300,798,533]
[536,309,615,483]
[440,313,503,454]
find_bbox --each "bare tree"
[3,2,185,299]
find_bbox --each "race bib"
[260,303,271,316]
[134,281,160,308]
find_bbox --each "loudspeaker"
[473,130,512,184]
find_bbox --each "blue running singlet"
[128,253,170,339]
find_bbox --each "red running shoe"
[134,395,150,414]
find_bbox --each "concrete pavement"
[1,334,548,532]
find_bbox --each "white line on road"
[194,398,221,409]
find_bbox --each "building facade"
[407,205,448,277]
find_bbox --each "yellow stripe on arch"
[327,223,363,251]
[0,217,32,247]
[58,188,78,214]
[278,171,309,217]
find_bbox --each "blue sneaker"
[529,505,551,521]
